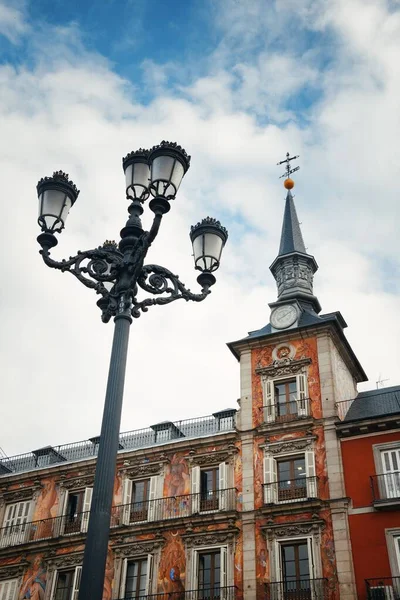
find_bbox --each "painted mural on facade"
[157,531,186,595]
[19,555,46,600]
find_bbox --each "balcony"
[263,399,311,425]
[366,577,400,599]
[370,473,400,509]
[265,578,329,600]
[0,489,237,549]
[115,587,237,600]
[112,488,237,526]
[263,477,319,506]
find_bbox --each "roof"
[344,385,400,421]
[278,190,307,255]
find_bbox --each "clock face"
[271,305,298,329]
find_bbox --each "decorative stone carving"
[1,487,35,503]
[267,437,314,455]
[0,561,29,578]
[272,344,296,362]
[59,476,94,490]
[45,551,84,569]
[256,357,311,380]
[183,528,238,548]
[186,444,237,467]
[264,518,325,541]
[114,539,163,557]
[119,461,163,477]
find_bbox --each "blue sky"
[0,0,399,455]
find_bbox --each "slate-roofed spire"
[270,153,321,313]
[278,189,307,255]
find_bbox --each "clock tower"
[269,186,321,332]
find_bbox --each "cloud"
[0,1,28,43]
[0,1,399,458]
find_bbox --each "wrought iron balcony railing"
[0,410,236,477]
[370,473,400,504]
[263,399,311,424]
[115,586,237,600]
[112,488,237,526]
[265,578,329,600]
[263,477,319,505]
[366,577,400,599]
[0,489,237,548]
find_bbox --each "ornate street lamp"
[35,141,227,600]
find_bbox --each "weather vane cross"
[277,152,300,190]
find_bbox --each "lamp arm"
[39,245,124,297]
[147,213,163,245]
[131,263,212,318]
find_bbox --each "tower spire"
[270,153,321,314]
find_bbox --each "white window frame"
[122,475,161,525]
[0,578,18,600]
[263,448,317,504]
[386,528,400,578]
[189,544,233,591]
[49,566,82,600]
[271,535,321,583]
[60,488,92,535]
[262,372,309,423]
[191,463,232,515]
[0,500,32,547]
[119,554,154,598]
[373,442,400,501]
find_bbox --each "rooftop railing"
[0,489,237,549]
[0,411,236,477]
[366,577,400,599]
[265,578,329,600]
[370,473,400,505]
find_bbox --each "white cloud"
[0,2,399,458]
[0,1,27,43]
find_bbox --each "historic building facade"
[337,386,400,600]
[0,180,385,600]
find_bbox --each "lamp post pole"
[35,141,228,600]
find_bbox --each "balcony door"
[281,541,311,600]
[381,449,400,499]
[274,380,298,421]
[277,458,307,502]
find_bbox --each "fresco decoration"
[234,443,242,510]
[103,545,114,600]
[255,522,268,598]
[254,440,264,510]
[19,555,46,600]
[234,531,243,600]
[251,336,323,428]
[31,478,59,541]
[162,453,191,518]
[319,509,339,600]
[157,531,186,597]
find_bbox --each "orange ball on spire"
[284,178,294,190]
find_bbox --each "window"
[381,449,400,499]
[62,488,92,534]
[277,457,307,502]
[0,501,31,547]
[119,556,153,599]
[264,451,317,504]
[281,541,311,598]
[122,477,159,524]
[51,567,81,600]
[191,463,229,513]
[263,374,308,423]
[191,547,228,598]
[0,579,18,600]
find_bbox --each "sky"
[0,0,399,457]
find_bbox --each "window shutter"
[219,462,228,510]
[72,566,82,600]
[296,373,308,417]
[59,490,70,536]
[148,476,158,522]
[146,554,154,594]
[305,451,317,498]
[220,546,228,592]
[263,379,275,422]
[263,455,277,504]
[307,538,315,579]
[122,478,133,525]
[191,466,201,514]
[0,579,18,600]
[119,558,128,598]
[275,541,283,584]
[190,550,199,590]
[48,570,59,600]
[80,488,93,533]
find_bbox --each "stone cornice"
[44,549,84,569]
[113,536,164,557]
[262,515,325,540]
[183,525,239,548]
[186,444,238,466]
[0,560,29,578]
[264,436,316,455]
[255,357,311,379]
